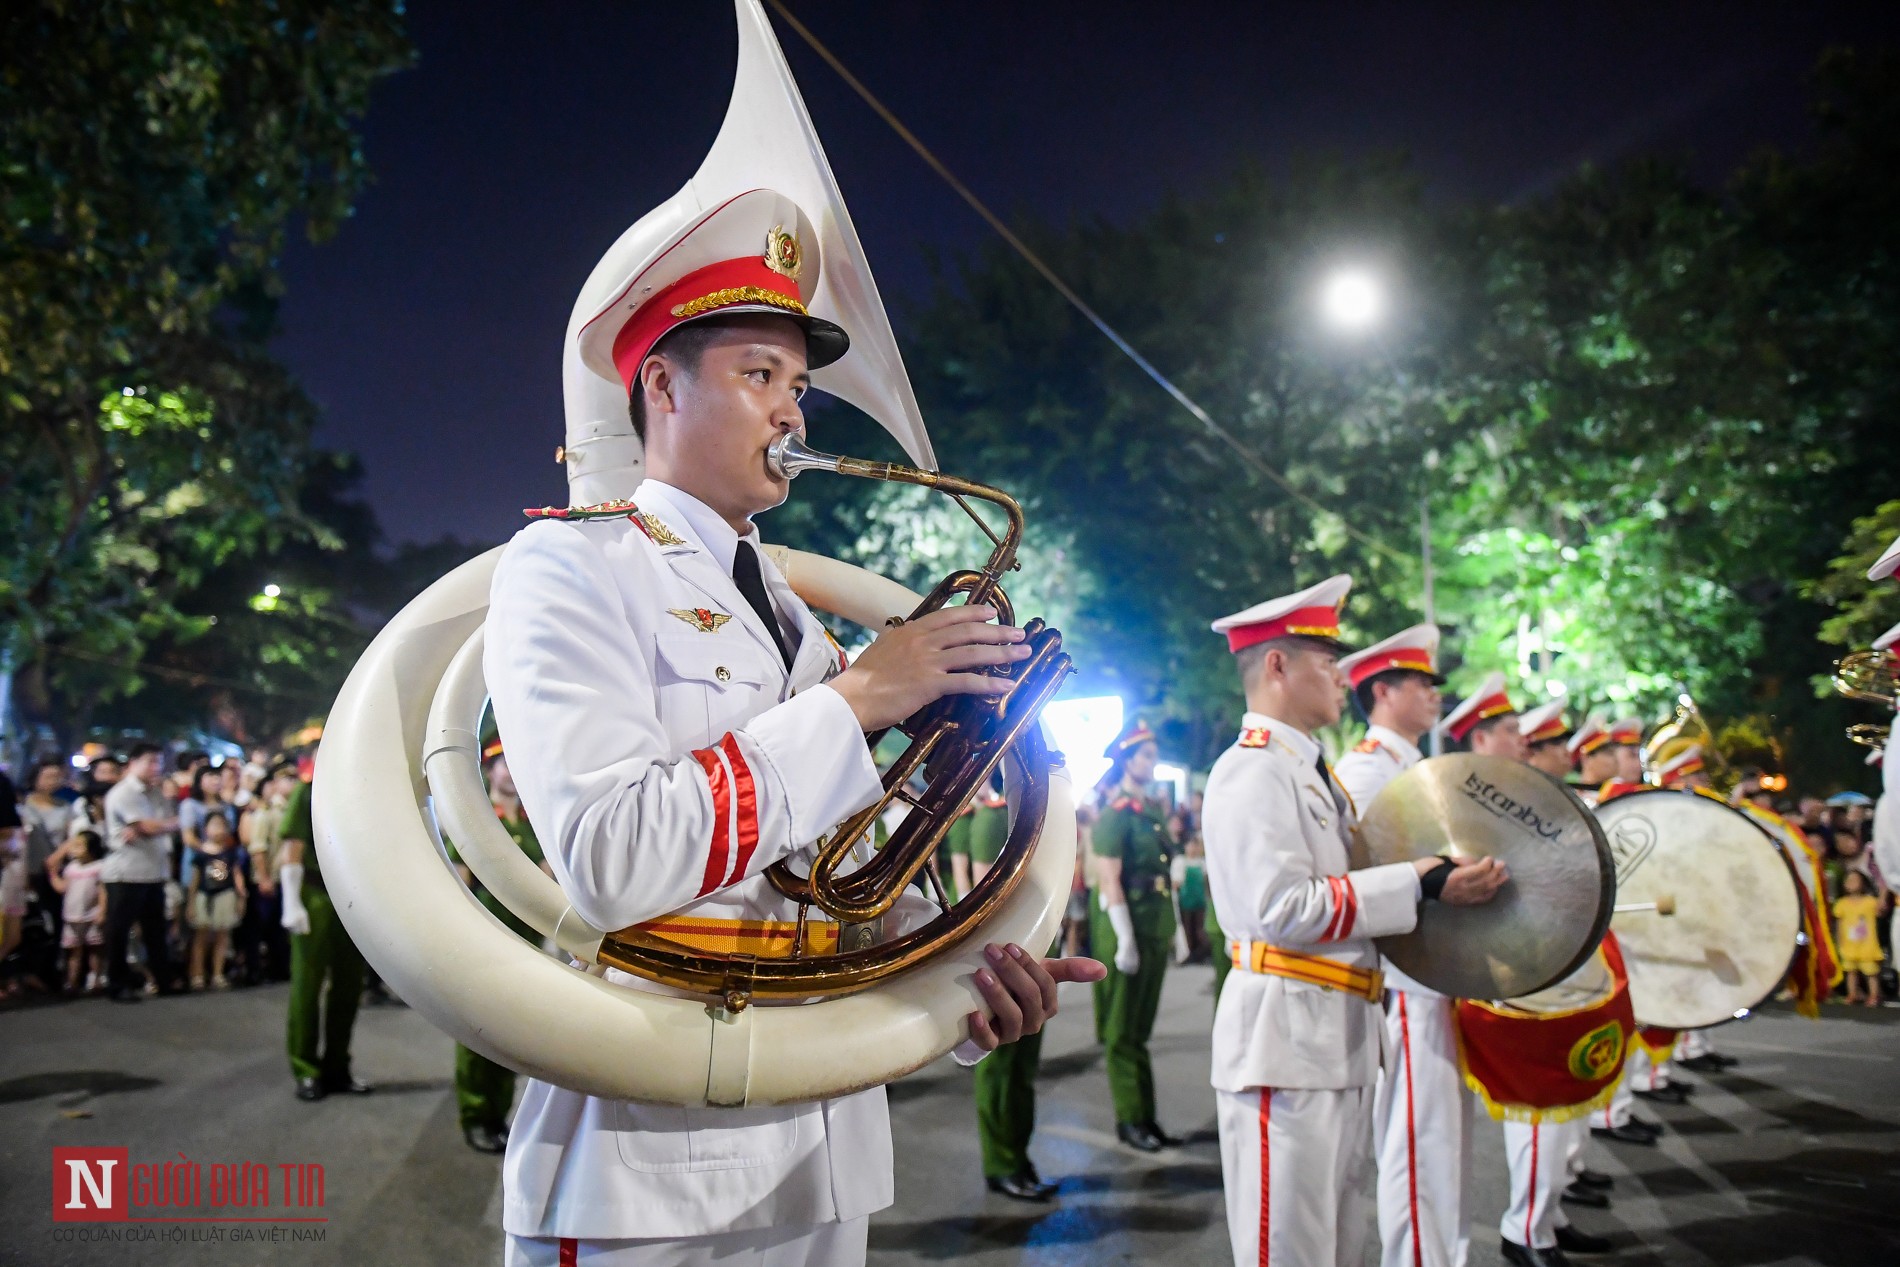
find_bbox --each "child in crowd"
[50,831,108,994]
[1833,868,1884,1007]
[186,814,247,989]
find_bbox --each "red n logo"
[52,1147,128,1222]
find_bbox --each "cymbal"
[1352,754,1615,1000]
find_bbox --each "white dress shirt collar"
[634,479,759,576]
[1244,711,1320,765]
[1364,724,1422,766]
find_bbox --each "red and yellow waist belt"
[630,915,841,958]
[1230,940,1384,1002]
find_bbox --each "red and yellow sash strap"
[1231,941,1384,1002]
[1634,1026,1678,1060]
[633,915,841,959]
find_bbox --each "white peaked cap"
[1869,533,1900,582]
[1868,748,1883,767]
[560,0,934,506]
[1567,712,1609,756]
[1210,575,1353,653]
[1338,622,1443,686]
[1656,745,1704,779]
[1441,671,1513,740]
[1874,620,1900,653]
[1517,698,1567,738]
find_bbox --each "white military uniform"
[1339,726,1476,1267]
[1204,712,1423,1267]
[487,480,893,1264]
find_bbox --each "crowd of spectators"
[0,744,306,1004]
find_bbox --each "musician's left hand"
[967,942,1107,1050]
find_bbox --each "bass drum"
[313,545,1075,1108]
[1597,789,1801,1030]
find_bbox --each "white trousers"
[1590,1046,1646,1129]
[1500,1119,1580,1250]
[505,1218,867,1267]
[1676,1029,1710,1060]
[1217,1085,1376,1267]
[1374,990,1472,1267]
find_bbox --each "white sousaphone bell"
[313,0,1076,1107]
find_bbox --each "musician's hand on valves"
[1416,854,1510,906]
[830,604,1031,732]
[966,943,1109,1051]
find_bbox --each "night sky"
[273,1,1900,546]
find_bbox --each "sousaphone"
[311,1,1077,1108]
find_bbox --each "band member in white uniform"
[1201,578,1507,1267]
[484,16,1102,1260]
[1334,625,1476,1267]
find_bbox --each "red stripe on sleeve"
[691,746,733,897]
[719,732,761,884]
[559,1237,577,1267]
[1321,876,1347,942]
[1335,875,1359,941]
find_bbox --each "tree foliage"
[0,1,413,749]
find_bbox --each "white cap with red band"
[1210,575,1353,654]
[1442,671,1514,743]
[1518,699,1568,743]
[1338,623,1443,689]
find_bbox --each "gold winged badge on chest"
[667,607,734,633]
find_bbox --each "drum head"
[1598,789,1802,1030]
[1354,754,1615,1000]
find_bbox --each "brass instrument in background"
[595,433,1076,1009]
[1645,690,1728,783]
[1832,649,1897,754]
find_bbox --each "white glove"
[279,863,310,935]
[1106,901,1140,975]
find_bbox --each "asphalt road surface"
[5,965,1897,1266]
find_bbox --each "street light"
[1317,265,1439,751]
[1319,268,1384,334]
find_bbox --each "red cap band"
[1225,605,1342,654]
[1448,691,1514,742]
[611,256,808,395]
[1345,649,1436,690]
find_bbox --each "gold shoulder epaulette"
[1352,738,1382,754]
[523,500,687,547]
[1238,726,1271,749]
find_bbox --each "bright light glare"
[1154,762,1189,808]
[1320,269,1384,332]
[1039,695,1124,800]
[1547,680,1568,696]
[262,583,282,598]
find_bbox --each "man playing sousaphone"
[480,10,1102,1263]
[1201,577,1507,1266]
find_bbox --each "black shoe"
[1630,1115,1664,1137]
[1115,1121,1165,1153]
[463,1123,508,1154]
[1574,1168,1614,1190]
[1633,1085,1689,1105]
[322,1075,373,1095]
[1556,1224,1613,1254]
[295,1077,327,1102]
[1500,1238,1569,1267]
[1142,1121,1183,1147]
[108,990,143,1004]
[1561,1181,1610,1208]
[1678,1053,1727,1074]
[985,1169,1057,1202]
[1589,1122,1657,1146]
[1709,1052,1739,1069]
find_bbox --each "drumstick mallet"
[1613,895,1676,916]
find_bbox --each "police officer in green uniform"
[1089,721,1181,1152]
[965,783,1062,1201]
[448,747,549,1153]
[278,773,371,1102]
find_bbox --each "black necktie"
[732,541,793,669]
[1317,751,1348,818]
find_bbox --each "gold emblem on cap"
[764,225,803,281]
